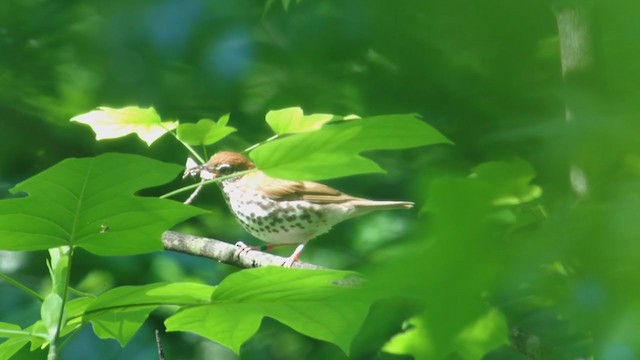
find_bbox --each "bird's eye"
[215,164,234,175]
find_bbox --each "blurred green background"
[2,0,640,359]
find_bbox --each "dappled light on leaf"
[70,106,177,146]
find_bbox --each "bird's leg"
[282,243,307,268]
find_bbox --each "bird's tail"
[351,200,414,211]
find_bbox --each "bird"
[195,151,414,267]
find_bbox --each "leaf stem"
[0,328,49,339]
[67,301,207,322]
[67,287,97,298]
[57,323,87,351]
[0,272,44,302]
[159,169,255,199]
[201,144,208,160]
[244,134,279,153]
[48,247,74,360]
[167,130,205,163]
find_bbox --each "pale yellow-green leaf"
[71,106,177,146]
[265,107,337,135]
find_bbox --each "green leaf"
[0,322,22,338]
[177,115,237,146]
[0,337,29,359]
[61,297,94,337]
[265,107,337,135]
[71,106,177,146]
[470,159,542,205]
[383,316,432,359]
[251,114,451,180]
[90,307,155,346]
[165,267,371,355]
[0,153,206,255]
[383,310,507,360]
[81,283,213,346]
[455,309,508,359]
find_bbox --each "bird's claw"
[234,241,254,259]
[281,256,297,268]
[281,243,305,268]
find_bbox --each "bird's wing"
[261,178,357,203]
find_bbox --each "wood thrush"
[198,151,414,267]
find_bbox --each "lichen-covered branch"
[161,231,324,269]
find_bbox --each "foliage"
[0,106,446,359]
[2,0,640,359]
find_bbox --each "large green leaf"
[70,106,177,146]
[165,267,371,355]
[251,114,451,180]
[0,153,206,255]
[176,115,236,145]
[82,283,213,346]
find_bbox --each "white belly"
[227,195,349,245]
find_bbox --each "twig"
[155,329,165,360]
[161,231,324,269]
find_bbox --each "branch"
[161,231,324,269]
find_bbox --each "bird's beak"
[199,167,215,180]
[182,157,215,180]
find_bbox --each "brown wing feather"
[261,178,358,203]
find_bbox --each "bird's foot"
[281,243,306,268]
[234,242,276,260]
[281,255,298,268]
[233,241,254,259]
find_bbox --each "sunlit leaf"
[70,106,177,146]
[383,316,433,359]
[265,107,337,135]
[456,309,508,359]
[251,114,451,180]
[165,267,371,355]
[0,153,206,255]
[384,309,507,360]
[177,115,236,145]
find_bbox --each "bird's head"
[203,151,255,179]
